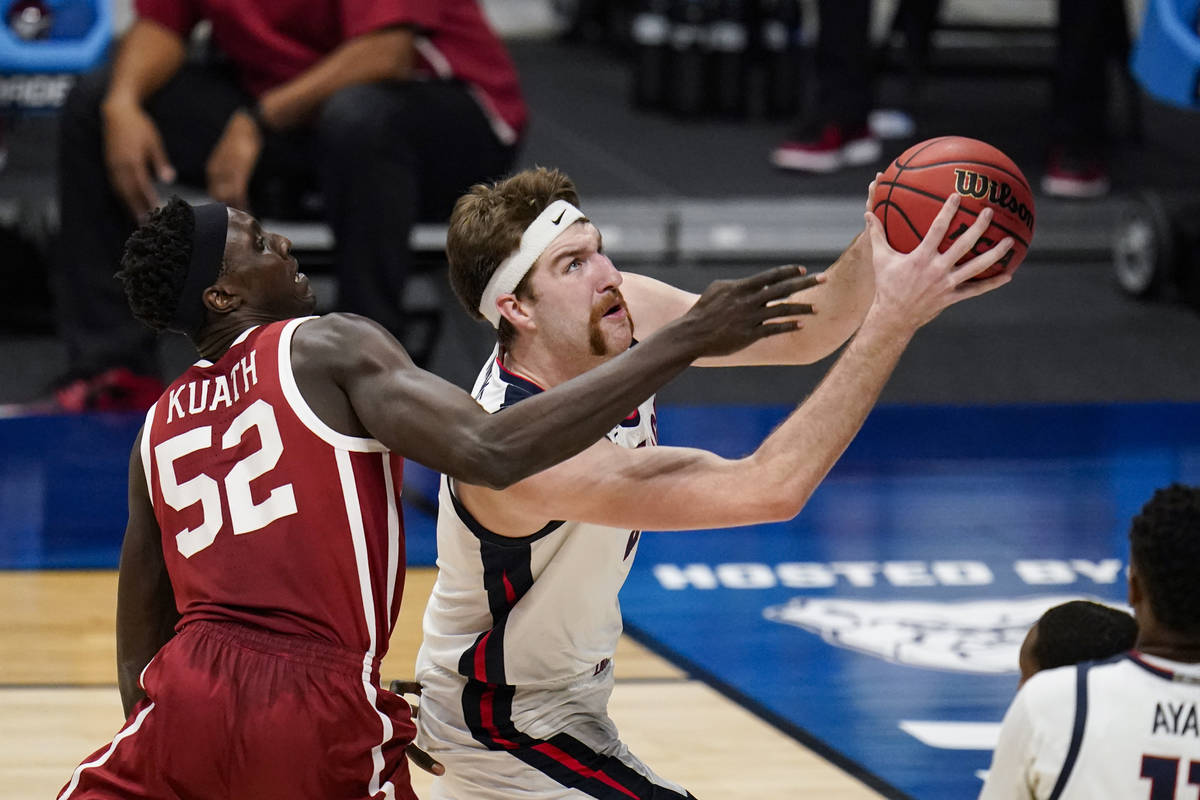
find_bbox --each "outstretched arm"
[116,431,179,717]
[624,177,885,367]
[323,266,815,489]
[459,196,1015,533]
[101,19,187,217]
[622,231,873,367]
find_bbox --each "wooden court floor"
[1,568,883,799]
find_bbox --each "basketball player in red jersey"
[57,198,814,800]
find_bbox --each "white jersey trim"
[59,702,156,799]
[335,449,395,799]
[382,453,401,629]
[277,317,388,453]
[139,403,156,491]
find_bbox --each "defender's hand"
[101,100,175,220]
[388,679,446,777]
[678,264,821,358]
[206,109,262,212]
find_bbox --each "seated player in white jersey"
[979,484,1200,800]
[413,167,1016,799]
[56,198,814,800]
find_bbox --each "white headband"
[478,199,586,327]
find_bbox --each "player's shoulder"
[1020,663,1084,702]
[1021,654,1134,703]
[290,313,395,364]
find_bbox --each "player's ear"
[202,284,240,316]
[496,293,535,332]
[1127,564,1141,609]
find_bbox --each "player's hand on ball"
[864,193,1015,333]
[866,172,883,214]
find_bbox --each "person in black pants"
[770,0,881,173]
[47,0,524,412]
[770,0,1127,196]
[1042,0,1129,198]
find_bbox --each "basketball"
[870,136,1036,278]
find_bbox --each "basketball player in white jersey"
[979,484,1200,800]
[413,167,1016,799]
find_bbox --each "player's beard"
[588,290,633,357]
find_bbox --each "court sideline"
[1,569,885,799]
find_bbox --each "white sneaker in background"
[868,109,917,140]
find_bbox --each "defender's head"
[118,197,314,339]
[447,167,632,358]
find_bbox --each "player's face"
[524,221,633,359]
[222,209,316,318]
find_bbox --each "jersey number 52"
[154,399,298,557]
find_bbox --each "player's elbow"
[757,494,806,524]
[751,475,815,523]
[450,434,517,490]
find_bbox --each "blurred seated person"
[48,0,523,411]
[771,0,880,173]
[772,0,1125,200]
[1016,599,1137,688]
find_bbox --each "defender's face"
[523,220,633,358]
[223,209,316,318]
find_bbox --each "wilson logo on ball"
[953,169,1035,232]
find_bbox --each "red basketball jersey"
[140,318,405,668]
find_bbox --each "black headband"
[170,202,229,334]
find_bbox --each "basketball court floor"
[4,399,1199,799]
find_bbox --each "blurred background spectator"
[38,0,525,412]
[2,0,1200,413]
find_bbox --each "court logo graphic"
[763,595,1122,674]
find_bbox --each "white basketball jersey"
[979,652,1200,800]
[416,345,657,687]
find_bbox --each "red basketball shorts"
[59,620,417,800]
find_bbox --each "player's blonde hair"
[447,167,581,347]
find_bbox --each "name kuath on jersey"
[417,344,657,690]
[165,351,259,422]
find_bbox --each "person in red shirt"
[50,0,526,411]
[56,197,813,800]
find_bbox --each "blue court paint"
[0,412,442,569]
[618,402,1200,800]
[0,413,141,568]
[4,402,1199,799]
